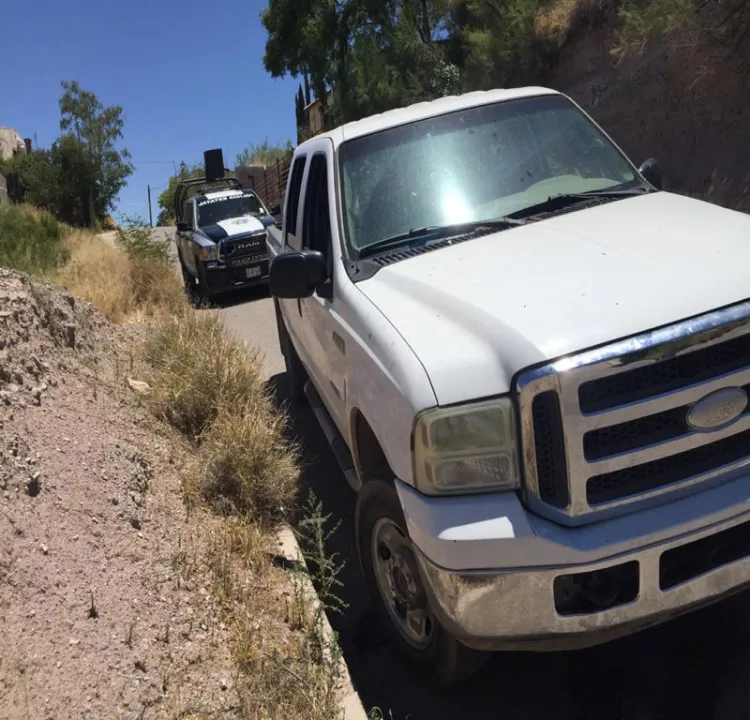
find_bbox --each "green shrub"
[116,215,171,262]
[0,203,69,274]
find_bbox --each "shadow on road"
[199,283,272,310]
[268,371,750,720]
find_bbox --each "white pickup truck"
[266,86,750,686]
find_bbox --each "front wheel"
[356,479,488,688]
[178,253,198,302]
[196,262,215,307]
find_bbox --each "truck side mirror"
[267,204,281,216]
[638,158,663,190]
[269,250,327,299]
[176,221,188,233]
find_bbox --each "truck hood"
[357,192,750,406]
[199,215,268,242]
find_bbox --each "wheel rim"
[371,517,435,650]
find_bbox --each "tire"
[355,479,489,688]
[277,306,306,404]
[196,261,215,307]
[178,253,198,303]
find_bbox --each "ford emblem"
[686,387,748,431]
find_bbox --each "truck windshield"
[197,194,265,226]
[338,94,639,252]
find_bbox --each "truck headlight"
[412,398,519,496]
[198,245,219,261]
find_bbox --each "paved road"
[157,226,750,720]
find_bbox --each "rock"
[40,544,49,555]
[126,378,151,395]
[63,324,76,349]
[26,473,41,497]
[129,516,142,530]
[220,678,228,691]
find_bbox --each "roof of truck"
[301,86,560,149]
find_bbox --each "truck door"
[295,142,347,434]
[279,153,309,365]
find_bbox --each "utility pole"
[147,184,153,227]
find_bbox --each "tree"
[156,163,202,226]
[295,84,306,129]
[57,80,133,226]
[261,0,459,124]
[235,139,293,168]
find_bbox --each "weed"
[295,492,347,620]
[87,589,98,619]
[125,618,136,648]
[116,215,171,263]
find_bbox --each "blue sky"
[1,0,298,221]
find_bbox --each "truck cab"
[266,86,750,686]
[175,174,281,303]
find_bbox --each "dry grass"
[198,403,299,519]
[144,308,341,717]
[112,275,342,717]
[54,232,185,323]
[205,519,341,719]
[145,309,299,523]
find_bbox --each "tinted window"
[301,154,332,261]
[338,94,637,251]
[285,156,307,241]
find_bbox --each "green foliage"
[0,81,133,228]
[261,0,491,124]
[615,0,694,55]
[116,215,171,262]
[459,0,547,89]
[156,163,202,226]
[235,138,293,167]
[0,203,69,275]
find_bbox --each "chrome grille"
[223,233,266,259]
[518,301,750,526]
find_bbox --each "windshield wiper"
[357,216,525,259]
[510,185,652,220]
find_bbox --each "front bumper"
[204,259,269,294]
[415,509,750,651]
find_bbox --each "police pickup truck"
[174,171,280,303]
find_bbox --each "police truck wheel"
[196,263,214,307]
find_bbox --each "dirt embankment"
[548,11,750,212]
[0,270,235,719]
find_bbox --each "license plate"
[245,266,261,279]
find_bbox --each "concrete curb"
[277,525,369,720]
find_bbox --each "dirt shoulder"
[0,270,240,718]
[0,264,354,720]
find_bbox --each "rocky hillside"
[0,270,236,719]
[548,5,750,212]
